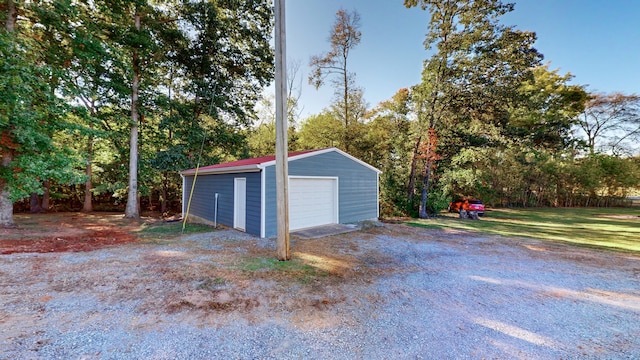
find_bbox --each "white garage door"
[289,177,338,230]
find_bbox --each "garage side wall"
[183,172,261,236]
[264,151,379,237]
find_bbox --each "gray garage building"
[180,147,381,238]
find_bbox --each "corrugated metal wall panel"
[264,166,277,237]
[263,151,378,238]
[183,172,261,236]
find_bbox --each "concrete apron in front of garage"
[291,224,360,239]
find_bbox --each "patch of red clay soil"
[0,229,138,254]
[0,213,142,254]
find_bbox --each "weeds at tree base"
[138,222,215,238]
[239,256,328,284]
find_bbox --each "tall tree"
[1,0,274,219]
[148,0,273,212]
[576,93,640,156]
[125,9,142,218]
[309,8,362,152]
[405,0,542,218]
[98,0,185,218]
[30,0,107,212]
[1,0,80,225]
[0,0,18,226]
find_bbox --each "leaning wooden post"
[275,0,290,260]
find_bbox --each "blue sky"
[281,0,640,118]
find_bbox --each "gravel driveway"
[1,223,639,359]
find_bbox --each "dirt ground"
[0,212,394,317]
[1,212,639,359]
[0,213,141,254]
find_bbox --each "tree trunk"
[83,136,93,212]
[29,193,43,213]
[41,180,50,211]
[160,175,168,215]
[125,12,141,219]
[0,180,13,227]
[5,0,17,31]
[1,1,18,227]
[343,60,349,152]
[0,150,14,226]
[406,136,422,212]
[161,187,167,215]
[419,159,432,219]
[83,160,93,212]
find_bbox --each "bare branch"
[576,92,640,154]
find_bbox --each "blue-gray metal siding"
[264,151,379,237]
[264,166,277,237]
[183,172,261,236]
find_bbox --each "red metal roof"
[182,148,322,174]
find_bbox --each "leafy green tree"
[406,0,542,217]
[596,155,640,198]
[0,1,81,225]
[247,112,299,157]
[86,0,186,217]
[28,1,111,212]
[328,87,370,158]
[176,0,273,126]
[144,0,273,212]
[456,65,588,208]
[159,0,272,153]
[563,154,639,207]
[297,112,343,150]
[247,121,278,157]
[363,88,415,215]
[509,64,588,151]
[99,0,171,218]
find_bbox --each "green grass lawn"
[137,221,216,239]
[407,207,640,253]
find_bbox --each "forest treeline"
[1,1,639,226]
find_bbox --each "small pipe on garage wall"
[214,193,219,228]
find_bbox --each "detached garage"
[180,147,381,238]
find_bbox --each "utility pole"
[274,0,290,260]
